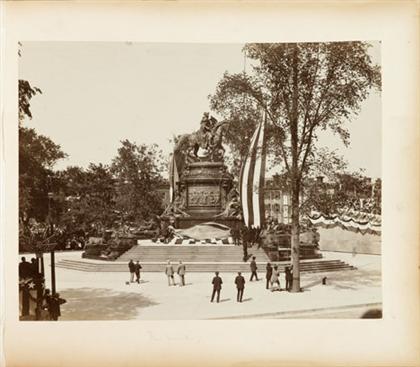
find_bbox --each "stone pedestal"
[176,161,240,230]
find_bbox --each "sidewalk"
[31,250,382,320]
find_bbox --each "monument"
[164,113,242,229]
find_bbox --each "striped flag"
[169,153,179,203]
[240,112,267,228]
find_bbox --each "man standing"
[50,293,66,321]
[165,260,176,286]
[19,257,31,279]
[240,226,249,262]
[42,289,52,320]
[256,226,263,249]
[128,259,135,283]
[249,256,259,281]
[265,262,273,290]
[285,265,293,291]
[177,260,186,286]
[234,272,246,302]
[134,261,142,284]
[231,228,240,246]
[211,271,223,303]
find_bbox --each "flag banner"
[169,153,179,203]
[308,211,381,235]
[240,113,267,228]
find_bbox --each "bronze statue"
[162,192,190,218]
[214,188,241,219]
[174,112,227,162]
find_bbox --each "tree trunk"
[290,43,301,293]
[290,179,301,292]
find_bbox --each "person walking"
[249,256,259,281]
[265,262,273,290]
[177,260,186,286]
[270,265,281,291]
[134,261,142,284]
[234,272,246,302]
[211,271,223,303]
[128,259,135,283]
[165,260,176,286]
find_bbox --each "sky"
[19,41,381,179]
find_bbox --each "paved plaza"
[30,251,382,320]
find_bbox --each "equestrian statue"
[174,112,227,162]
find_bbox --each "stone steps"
[117,244,270,263]
[55,258,356,273]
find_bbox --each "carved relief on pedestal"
[188,186,221,207]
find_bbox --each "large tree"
[18,79,67,235]
[111,140,165,223]
[210,42,381,292]
[56,164,117,236]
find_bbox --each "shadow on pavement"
[60,287,158,320]
[302,268,381,292]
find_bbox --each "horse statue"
[174,113,227,162]
[173,129,206,159]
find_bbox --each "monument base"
[176,216,241,230]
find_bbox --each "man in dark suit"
[240,226,249,262]
[211,271,223,303]
[285,265,293,291]
[50,293,66,321]
[134,261,142,283]
[19,257,32,279]
[128,260,135,283]
[235,272,246,302]
[249,256,258,281]
[265,262,273,290]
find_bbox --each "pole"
[40,254,45,278]
[50,250,56,295]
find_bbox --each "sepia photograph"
[2,2,419,367]
[18,41,383,321]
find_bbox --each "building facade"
[264,178,291,224]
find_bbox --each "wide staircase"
[118,244,269,263]
[55,244,356,273]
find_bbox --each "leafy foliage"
[19,126,67,231]
[111,140,166,223]
[54,164,118,235]
[210,41,381,291]
[19,80,42,123]
[210,42,380,178]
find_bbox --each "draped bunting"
[169,153,179,203]
[308,211,381,235]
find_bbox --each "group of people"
[128,260,143,283]
[126,256,294,303]
[19,256,67,320]
[127,259,187,286]
[39,289,67,321]
[231,225,263,262]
